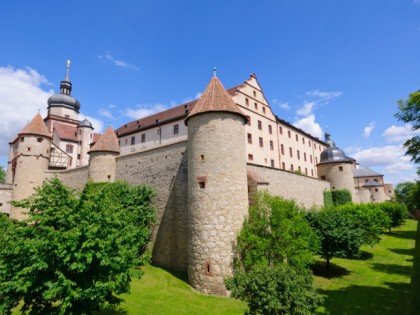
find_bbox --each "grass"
[313,218,419,315]
[11,219,419,315]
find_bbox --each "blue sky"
[0,0,419,185]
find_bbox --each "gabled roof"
[18,113,51,139]
[353,167,383,178]
[185,75,246,125]
[54,122,77,142]
[89,127,120,154]
[115,86,239,137]
[363,179,382,187]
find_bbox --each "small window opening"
[37,138,43,142]
[200,155,205,161]
[338,166,343,171]
[205,261,212,275]
[199,182,205,189]
[108,175,111,180]
[321,176,326,180]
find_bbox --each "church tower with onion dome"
[9,114,52,220]
[185,72,249,295]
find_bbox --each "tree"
[331,189,352,206]
[225,265,322,315]
[395,90,420,164]
[0,166,5,183]
[226,191,322,314]
[379,202,409,232]
[0,178,156,315]
[305,208,365,268]
[395,182,416,210]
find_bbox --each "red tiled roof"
[93,133,102,142]
[18,113,51,139]
[115,85,240,136]
[89,127,120,154]
[185,76,246,125]
[54,122,77,142]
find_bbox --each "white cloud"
[296,101,316,116]
[272,99,290,110]
[0,66,53,158]
[363,121,375,139]
[352,145,407,167]
[98,52,139,71]
[383,124,420,143]
[98,108,115,120]
[123,103,168,120]
[305,90,342,101]
[293,114,323,139]
[183,92,202,103]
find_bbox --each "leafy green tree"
[0,166,6,183]
[379,202,409,232]
[225,264,322,315]
[0,178,156,315]
[395,182,416,209]
[395,90,420,164]
[323,190,333,208]
[226,191,322,314]
[336,203,390,247]
[235,191,319,271]
[305,208,365,268]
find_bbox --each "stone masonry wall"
[115,140,188,272]
[247,164,330,209]
[0,184,13,215]
[46,166,90,191]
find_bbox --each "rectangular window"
[282,162,286,170]
[247,133,252,144]
[339,166,343,171]
[304,153,307,161]
[270,140,273,150]
[131,136,135,145]
[259,137,263,147]
[125,139,128,144]
[174,124,179,134]
[279,126,283,134]
[314,143,317,149]
[305,168,308,175]
[258,120,262,130]
[297,150,300,160]
[298,166,301,172]
[245,98,249,106]
[248,154,253,161]
[253,91,257,97]
[302,138,305,144]
[308,140,311,147]
[254,103,258,110]
[311,169,314,176]
[310,155,313,163]
[289,147,293,158]
[281,144,284,155]
[246,115,251,126]
[296,134,298,141]
[66,144,73,154]
[271,159,274,167]
[20,137,24,142]
[268,125,272,134]
[141,134,146,143]
[263,107,266,114]
[288,130,291,138]
[291,164,294,172]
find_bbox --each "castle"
[0,63,394,295]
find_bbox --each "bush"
[323,190,333,208]
[331,189,352,206]
[225,265,322,315]
[0,178,156,315]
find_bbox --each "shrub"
[378,201,409,232]
[331,189,352,206]
[323,190,333,208]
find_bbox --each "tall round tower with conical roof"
[185,74,249,295]
[317,133,357,201]
[10,113,52,220]
[88,126,120,182]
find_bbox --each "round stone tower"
[10,113,52,220]
[77,118,94,167]
[317,133,357,201]
[185,74,249,295]
[88,126,120,182]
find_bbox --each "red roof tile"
[89,127,120,154]
[115,85,240,136]
[54,122,77,142]
[185,76,246,125]
[18,113,51,139]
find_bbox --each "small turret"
[186,73,248,295]
[10,114,52,220]
[88,126,119,182]
[76,118,94,166]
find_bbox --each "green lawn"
[314,219,419,315]
[12,219,419,315]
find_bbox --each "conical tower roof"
[18,113,51,139]
[185,75,247,125]
[89,126,120,154]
